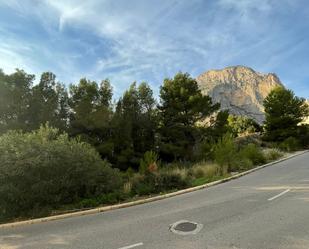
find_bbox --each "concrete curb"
[1,150,308,229]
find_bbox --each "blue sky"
[0,0,308,98]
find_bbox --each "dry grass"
[191,161,219,178]
[162,161,219,180]
[262,148,284,162]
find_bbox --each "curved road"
[1,152,309,249]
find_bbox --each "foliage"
[158,72,219,161]
[234,158,253,171]
[239,143,266,165]
[0,125,122,221]
[214,133,238,174]
[112,82,157,170]
[296,124,309,148]
[131,171,189,195]
[234,133,262,148]
[29,72,69,131]
[195,139,215,161]
[0,69,35,133]
[278,137,300,152]
[263,87,309,142]
[69,78,114,160]
[0,70,70,134]
[214,137,266,172]
[227,115,261,136]
[139,151,159,174]
[0,68,295,222]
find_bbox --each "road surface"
[1,152,309,249]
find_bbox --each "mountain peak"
[196,66,284,124]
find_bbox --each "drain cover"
[174,222,197,232]
[170,220,203,235]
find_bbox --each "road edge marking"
[1,150,308,229]
[118,242,143,249]
[268,189,291,201]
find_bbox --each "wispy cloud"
[0,0,308,98]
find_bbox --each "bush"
[214,133,237,174]
[0,125,122,221]
[235,157,253,171]
[195,140,215,161]
[228,115,261,136]
[139,151,159,174]
[297,125,309,148]
[278,137,300,152]
[131,171,189,195]
[235,133,262,148]
[131,173,156,195]
[239,143,266,165]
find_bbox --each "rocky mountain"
[196,66,284,124]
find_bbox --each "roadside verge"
[1,150,307,229]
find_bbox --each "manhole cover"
[174,222,197,232]
[170,220,203,235]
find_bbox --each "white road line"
[268,189,291,201]
[118,242,143,249]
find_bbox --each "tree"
[28,72,69,131]
[263,87,309,141]
[158,72,219,161]
[68,78,114,159]
[112,82,157,170]
[0,69,34,133]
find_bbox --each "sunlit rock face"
[303,100,309,124]
[196,66,284,124]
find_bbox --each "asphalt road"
[1,152,309,249]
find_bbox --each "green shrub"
[195,140,215,161]
[297,125,309,148]
[78,198,100,208]
[156,172,188,191]
[97,191,130,204]
[235,157,253,171]
[0,125,123,221]
[228,115,261,136]
[131,173,156,195]
[214,133,237,174]
[131,171,189,195]
[278,137,300,152]
[235,133,262,148]
[77,191,131,208]
[239,143,266,165]
[139,151,159,174]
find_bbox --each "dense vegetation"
[263,86,309,149]
[0,125,122,222]
[0,69,308,222]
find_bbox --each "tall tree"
[263,87,309,141]
[112,82,157,170]
[69,78,114,159]
[0,69,34,133]
[28,72,69,131]
[158,72,219,161]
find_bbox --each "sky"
[0,0,308,98]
